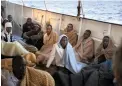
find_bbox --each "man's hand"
[23,32,30,40]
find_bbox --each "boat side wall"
[2,1,122,52]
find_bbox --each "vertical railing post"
[78,18,83,39]
[6,0,8,17]
[108,24,112,36]
[21,0,24,29]
[58,15,63,35]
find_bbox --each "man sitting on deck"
[94,36,116,64]
[36,24,59,64]
[74,30,94,63]
[1,56,55,86]
[22,18,34,36]
[1,21,38,53]
[53,36,115,86]
[23,23,44,50]
[62,23,77,47]
[1,22,12,42]
[46,34,87,74]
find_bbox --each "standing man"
[7,15,22,36]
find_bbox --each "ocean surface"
[9,0,122,25]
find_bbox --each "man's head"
[5,22,12,33]
[113,41,122,86]
[103,36,109,49]
[60,35,68,49]
[12,56,26,80]
[26,18,32,24]
[83,30,91,39]
[67,23,73,32]
[7,15,13,22]
[46,25,52,35]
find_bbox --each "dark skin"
[83,30,91,39]
[26,18,33,30]
[60,36,68,49]
[67,24,73,32]
[103,36,109,49]
[12,56,26,80]
[7,15,13,22]
[97,36,109,63]
[46,26,52,36]
[26,18,32,25]
[6,27,12,33]
[74,30,91,50]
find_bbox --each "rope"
[21,0,25,28]
[6,0,8,17]
[21,0,25,6]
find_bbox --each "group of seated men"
[1,15,122,86]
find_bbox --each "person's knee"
[25,53,36,61]
[24,53,37,66]
[36,55,45,64]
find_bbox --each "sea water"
[9,0,122,25]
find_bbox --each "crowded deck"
[1,1,122,86]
